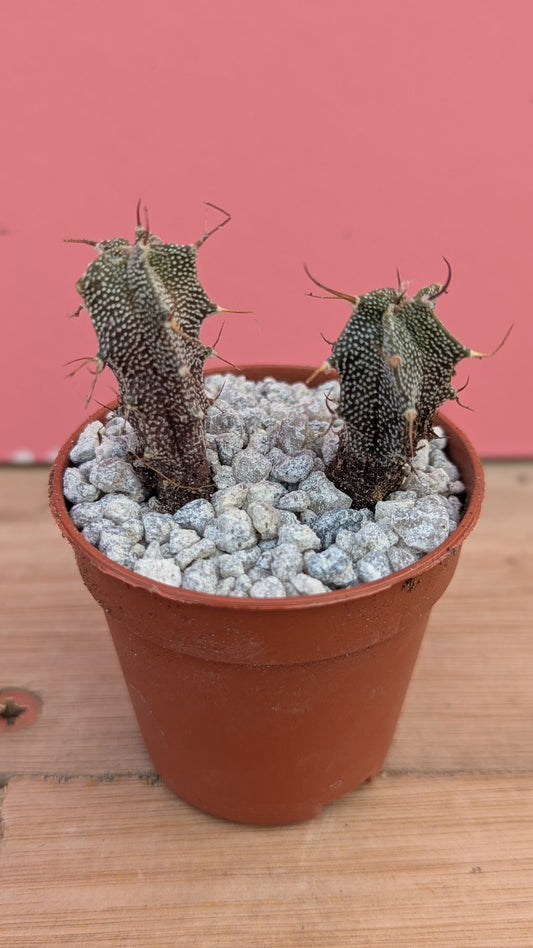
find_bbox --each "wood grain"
[1,775,532,947]
[1,463,532,945]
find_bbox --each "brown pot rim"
[49,364,484,612]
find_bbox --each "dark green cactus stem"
[74,210,229,511]
[307,264,488,509]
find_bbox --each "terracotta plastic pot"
[49,365,484,825]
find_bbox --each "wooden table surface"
[1,463,532,947]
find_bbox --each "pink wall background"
[2,0,532,460]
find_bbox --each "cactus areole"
[73,210,488,513]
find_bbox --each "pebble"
[276,411,308,453]
[204,507,257,553]
[63,467,100,504]
[430,426,447,449]
[402,468,451,496]
[290,573,330,595]
[143,540,167,559]
[141,510,172,542]
[312,508,368,548]
[298,471,352,514]
[335,528,361,554]
[277,509,299,528]
[429,447,461,481]
[277,490,310,512]
[117,518,144,545]
[234,575,253,596]
[246,482,287,507]
[270,450,315,484]
[100,494,142,524]
[89,458,145,500]
[168,526,201,554]
[216,431,246,465]
[174,538,217,570]
[305,546,356,587]
[94,435,132,461]
[135,558,182,586]
[383,505,450,553]
[375,498,415,523]
[270,542,304,581]
[232,449,272,483]
[447,495,464,524]
[211,484,248,514]
[69,422,103,464]
[81,521,102,546]
[386,490,418,503]
[277,522,321,552]
[411,440,430,471]
[247,428,276,454]
[69,438,98,465]
[99,538,136,567]
[259,538,278,551]
[173,498,215,534]
[206,410,245,437]
[216,547,261,578]
[181,559,218,593]
[212,466,236,489]
[357,551,392,583]
[321,429,340,466]
[98,519,141,555]
[247,502,281,539]
[300,509,318,527]
[78,459,97,479]
[217,576,237,595]
[388,544,420,571]
[70,500,105,527]
[249,576,287,598]
[345,521,398,560]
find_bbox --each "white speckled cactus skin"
[74,216,224,511]
[307,264,484,508]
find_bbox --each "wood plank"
[0,468,152,775]
[1,774,532,947]
[0,463,532,778]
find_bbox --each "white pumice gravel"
[64,374,466,597]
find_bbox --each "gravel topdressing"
[63,373,466,597]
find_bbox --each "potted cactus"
[49,206,489,824]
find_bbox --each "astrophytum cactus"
[306,263,502,509]
[71,205,236,511]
